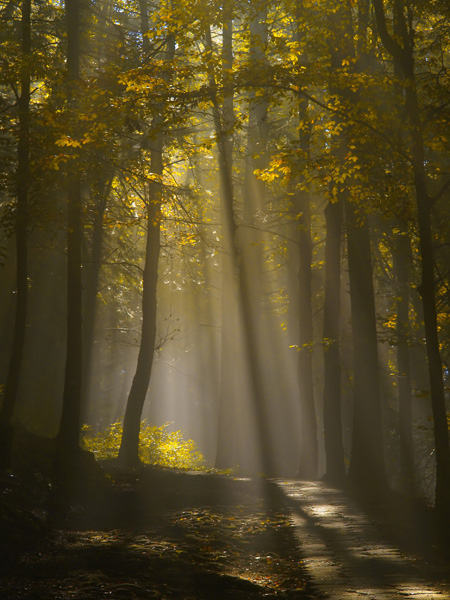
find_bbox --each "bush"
[81,420,205,470]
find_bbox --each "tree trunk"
[213,16,240,471]
[81,176,111,423]
[118,7,174,468]
[56,0,83,454]
[118,147,162,468]
[0,0,31,470]
[346,202,388,494]
[319,0,354,484]
[323,199,345,484]
[295,192,318,480]
[393,225,415,494]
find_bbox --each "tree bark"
[0,0,31,469]
[293,4,318,480]
[295,179,318,480]
[323,199,345,484]
[118,147,162,467]
[393,225,415,494]
[214,15,240,470]
[346,202,388,494]
[56,0,83,454]
[118,7,174,468]
[81,176,111,423]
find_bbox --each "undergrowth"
[81,420,205,470]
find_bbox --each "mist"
[1,0,450,531]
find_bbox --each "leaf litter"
[1,466,315,599]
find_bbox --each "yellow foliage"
[55,136,81,148]
[82,420,205,470]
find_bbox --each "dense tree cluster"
[1,0,450,535]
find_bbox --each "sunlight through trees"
[1,0,450,541]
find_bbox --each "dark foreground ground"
[1,434,450,599]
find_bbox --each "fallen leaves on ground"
[0,469,313,599]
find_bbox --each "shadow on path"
[275,480,450,600]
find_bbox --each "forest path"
[2,467,450,599]
[276,480,450,600]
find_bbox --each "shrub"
[81,420,205,470]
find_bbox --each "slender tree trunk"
[81,176,111,422]
[323,199,345,484]
[214,15,239,470]
[294,187,317,479]
[56,0,83,454]
[118,6,174,468]
[393,225,415,494]
[293,2,319,478]
[294,97,318,480]
[241,3,268,407]
[0,0,31,470]
[118,146,162,467]
[320,0,355,485]
[346,202,388,494]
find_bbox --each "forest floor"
[1,439,450,599]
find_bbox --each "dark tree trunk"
[118,8,174,468]
[323,199,345,484]
[295,182,318,480]
[291,88,317,480]
[416,188,450,516]
[118,147,162,468]
[241,2,268,396]
[0,0,31,470]
[346,202,388,495]
[81,177,111,422]
[214,15,239,471]
[56,0,83,454]
[319,0,354,485]
[393,225,415,494]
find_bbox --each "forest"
[1,0,450,593]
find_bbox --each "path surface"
[2,469,450,599]
[276,480,450,600]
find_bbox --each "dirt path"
[276,480,450,600]
[2,469,450,599]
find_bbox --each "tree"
[294,99,318,480]
[0,0,31,469]
[322,198,345,484]
[393,223,415,494]
[56,0,84,455]
[118,0,175,468]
